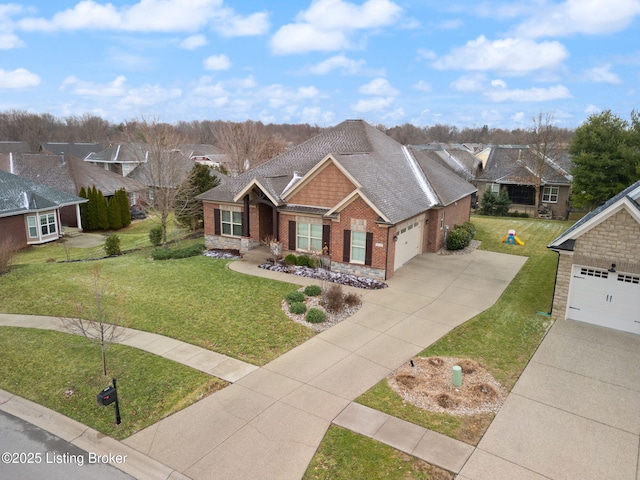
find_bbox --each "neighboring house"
[0,141,31,154]
[0,170,87,248]
[0,152,145,227]
[85,143,148,177]
[197,119,477,280]
[547,180,640,334]
[183,144,230,171]
[475,146,572,219]
[40,142,104,159]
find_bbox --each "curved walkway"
[0,249,527,479]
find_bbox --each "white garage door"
[567,265,640,334]
[394,217,423,270]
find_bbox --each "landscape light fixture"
[608,263,616,273]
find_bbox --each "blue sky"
[1,0,639,129]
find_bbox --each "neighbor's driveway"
[459,319,640,480]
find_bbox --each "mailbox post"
[97,378,121,425]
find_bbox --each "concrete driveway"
[120,248,527,480]
[460,319,640,480]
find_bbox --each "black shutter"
[364,232,373,266]
[214,208,221,235]
[322,224,331,254]
[343,230,351,262]
[288,221,296,251]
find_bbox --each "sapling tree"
[60,266,127,376]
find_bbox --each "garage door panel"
[394,218,422,270]
[567,266,640,334]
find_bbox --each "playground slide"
[501,235,525,245]
[515,236,525,245]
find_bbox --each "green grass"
[2,217,315,365]
[0,327,225,440]
[355,216,572,446]
[303,426,454,480]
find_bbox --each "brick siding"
[0,215,28,249]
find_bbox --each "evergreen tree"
[86,185,99,231]
[78,186,89,230]
[97,188,109,230]
[175,163,220,230]
[108,194,123,229]
[117,189,131,227]
[570,110,640,208]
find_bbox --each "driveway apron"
[122,249,527,480]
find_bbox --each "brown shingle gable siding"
[287,162,356,208]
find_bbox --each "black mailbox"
[97,386,117,406]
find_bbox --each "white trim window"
[221,209,242,237]
[488,183,500,194]
[40,213,56,235]
[27,216,38,238]
[542,185,559,203]
[351,231,366,264]
[297,222,322,251]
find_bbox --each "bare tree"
[523,112,563,210]
[0,237,19,274]
[61,266,127,376]
[125,117,189,245]
[214,120,285,174]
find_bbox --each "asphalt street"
[0,410,134,480]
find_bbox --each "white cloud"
[491,79,507,88]
[583,64,621,84]
[511,112,526,123]
[17,0,269,36]
[121,84,182,107]
[204,54,231,71]
[352,96,395,112]
[359,77,399,96]
[300,107,335,125]
[61,75,127,97]
[413,80,432,92]
[484,85,572,102]
[450,74,487,92]
[417,48,436,60]
[439,19,463,30]
[515,0,640,38]
[585,104,602,114]
[307,55,366,75]
[270,0,402,54]
[180,34,207,50]
[0,33,24,49]
[262,84,321,108]
[433,35,569,75]
[0,68,40,88]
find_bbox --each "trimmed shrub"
[283,253,297,265]
[104,234,121,256]
[151,244,204,260]
[344,292,362,308]
[296,254,311,267]
[458,221,476,240]
[289,302,307,315]
[446,227,469,251]
[323,283,345,313]
[304,285,322,296]
[149,226,163,247]
[285,291,305,304]
[306,308,326,324]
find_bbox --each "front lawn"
[353,216,572,446]
[1,219,314,365]
[0,327,225,440]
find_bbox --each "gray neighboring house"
[475,146,572,219]
[85,143,148,177]
[40,142,104,159]
[548,180,640,334]
[0,141,31,154]
[0,170,86,248]
[0,152,145,226]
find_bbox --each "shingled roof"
[198,120,476,225]
[40,142,104,159]
[477,146,571,185]
[0,153,144,196]
[0,169,86,217]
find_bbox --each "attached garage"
[394,215,424,270]
[567,265,640,334]
[548,180,640,335]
